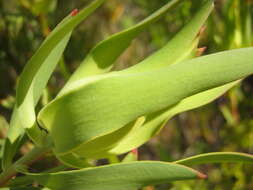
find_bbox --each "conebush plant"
[1,0,253,189]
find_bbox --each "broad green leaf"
[30,161,205,190]
[174,152,253,166]
[55,117,145,168]
[107,0,217,154]
[38,47,253,157]
[109,81,239,154]
[59,0,182,95]
[52,0,198,166]
[2,0,105,171]
[49,0,213,163]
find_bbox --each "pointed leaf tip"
[131,149,138,156]
[197,172,208,179]
[196,47,207,56]
[71,9,79,16]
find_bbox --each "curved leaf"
[122,149,138,163]
[56,153,92,169]
[124,0,213,73]
[55,0,213,161]
[2,108,26,170]
[59,0,182,95]
[107,0,220,154]
[55,117,145,168]
[15,0,105,143]
[39,47,253,156]
[174,152,253,166]
[2,0,105,171]
[30,161,205,190]
[109,81,239,154]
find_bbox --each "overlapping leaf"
[29,161,205,190]
[123,0,213,73]
[38,46,253,158]
[2,0,105,170]
[42,0,214,165]
[16,0,105,141]
[109,81,239,154]
[59,0,181,95]
[50,0,195,166]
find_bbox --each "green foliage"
[175,152,253,166]
[38,0,213,159]
[0,0,253,189]
[30,161,204,190]
[38,47,253,157]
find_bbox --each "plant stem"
[0,145,50,187]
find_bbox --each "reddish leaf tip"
[71,9,79,16]
[196,46,207,56]
[197,172,208,179]
[131,149,138,156]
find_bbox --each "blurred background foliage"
[0,0,253,189]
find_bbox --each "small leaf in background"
[174,152,253,166]
[19,0,58,16]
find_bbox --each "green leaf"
[56,153,92,169]
[30,0,57,15]
[38,0,214,161]
[124,0,213,73]
[2,108,26,170]
[174,152,253,166]
[59,0,182,95]
[107,0,218,154]
[50,0,193,166]
[122,149,138,163]
[16,0,105,144]
[0,115,8,130]
[39,47,253,157]
[2,0,105,171]
[109,81,239,154]
[30,161,205,190]
[54,117,145,168]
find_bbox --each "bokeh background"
[0,0,253,189]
